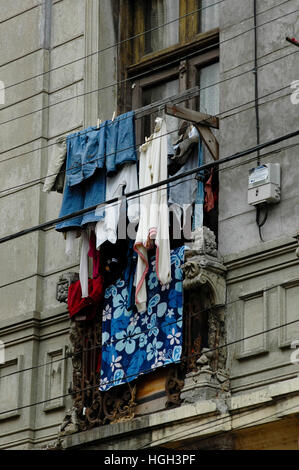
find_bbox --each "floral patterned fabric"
[99,245,185,391]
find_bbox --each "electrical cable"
[1,315,299,416]
[256,203,269,242]
[1,275,297,380]
[0,79,295,197]
[0,44,297,170]
[1,0,223,90]
[254,0,261,166]
[0,0,298,442]
[218,141,299,174]
[2,136,297,289]
[137,397,299,450]
[1,129,299,245]
[1,0,292,93]
[0,173,198,289]
[0,7,298,130]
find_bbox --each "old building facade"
[0,0,299,450]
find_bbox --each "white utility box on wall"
[248,163,281,206]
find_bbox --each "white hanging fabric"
[79,230,90,298]
[134,117,171,312]
[65,230,77,256]
[95,163,139,248]
[43,136,67,193]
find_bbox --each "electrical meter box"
[248,163,281,206]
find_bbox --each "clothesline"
[1,125,194,196]
[1,129,298,245]
[53,86,213,143]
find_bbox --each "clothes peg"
[112,111,116,121]
[96,117,101,129]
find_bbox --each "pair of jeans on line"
[56,111,137,231]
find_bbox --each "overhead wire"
[2,272,299,380]
[138,396,299,450]
[218,141,299,174]
[1,315,299,416]
[0,6,298,130]
[1,128,299,245]
[1,0,293,93]
[0,0,298,423]
[1,43,297,168]
[0,73,297,197]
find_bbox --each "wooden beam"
[165,104,219,129]
[196,124,219,161]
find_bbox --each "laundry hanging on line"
[134,117,171,313]
[55,111,137,231]
[51,109,205,326]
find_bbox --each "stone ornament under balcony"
[187,226,218,257]
[56,272,79,303]
[181,364,230,403]
[183,227,226,306]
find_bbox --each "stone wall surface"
[0,0,299,449]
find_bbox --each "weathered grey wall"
[1,0,299,450]
[219,0,299,395]
[1,0,79,449]
[0,0,119,449]
[219,0,299,255]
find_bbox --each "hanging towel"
[99,245,185,392]
[134,118,171,313]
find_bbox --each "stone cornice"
[222,237,299,284]
[0,309,69,338]
[223,236,297,269]
[61,377,299,450]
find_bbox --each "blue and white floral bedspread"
[99,245,185,391]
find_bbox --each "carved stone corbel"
[180,227,229,403]
[58,406,79,437]
[183,227,226,306]
[56,272,79,303]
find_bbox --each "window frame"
[131,47,219,144]
[118,0,219,116]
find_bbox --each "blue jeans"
[56,111,137,230]
[56,128,106,231]
[106,111,137,175]
[67,125,106,187]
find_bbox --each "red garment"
[204,170,214,212]
[204,169,218,212]
[96,351,102,374]
[68,277,104,319]
[88,230,101,279]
